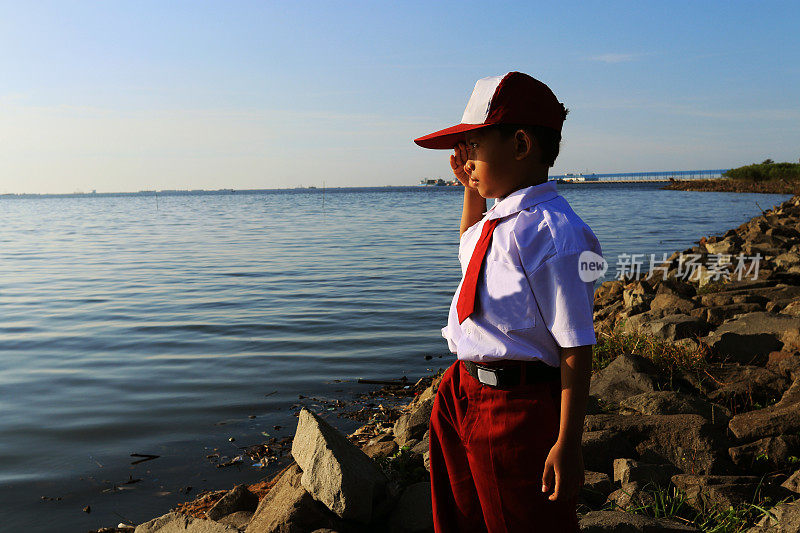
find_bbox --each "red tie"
[457,218,500,324]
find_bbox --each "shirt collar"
[485,180,559,220]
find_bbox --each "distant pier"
[554,169,729,183]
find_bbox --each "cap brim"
[414,123,493,150]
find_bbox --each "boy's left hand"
[541,439,584,502]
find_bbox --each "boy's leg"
[464,376,580,533]
[429,361,488,533]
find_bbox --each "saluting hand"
[450,142,474,189]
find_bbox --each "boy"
[414,72,602,532]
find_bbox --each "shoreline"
[662,178,800,195]
[96,194,800,533]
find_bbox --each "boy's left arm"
[541,344,592,502]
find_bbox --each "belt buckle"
[476,366,501,388]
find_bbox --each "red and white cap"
[414,72,566,150]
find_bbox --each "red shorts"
[428,360,579,533]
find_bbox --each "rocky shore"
[662,178,800,195]
[96,194,800,533]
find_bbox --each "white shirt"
[442,180,602,366]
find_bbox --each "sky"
[0,1,798,194]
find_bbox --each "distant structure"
[553,169,729,183]
[419,178,459,186]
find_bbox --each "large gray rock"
[217,512,252,530]
[612,458,677,487]
[618,391,730,425]
[135,513,239,533]
[701,311,800,364]
[245,464,341,533]
[394,398,433,447]
[782,469,800,493]
[582,430,635,476]
[579,510,698,532]
[291,408,388,524]
[705,364,789,411]
[606,481,653,511]
[691,303,765,327]
[589,354,659,407]
[206,484,258,520]
[629,313,711,342]
[579,471,613,508]
[768,351,800,382]
[388,482,434,533]
[671,474,793,511]
[729,435,800,472]
[746,500,800,532]
[584,414,725,475]
[649,293,694,314]
[729,378,800,440]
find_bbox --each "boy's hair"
[493,108,569,168]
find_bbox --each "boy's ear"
[513,129,534,161]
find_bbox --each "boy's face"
[463,128,527,199]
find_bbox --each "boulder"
[410,431,429,456]
[581,430,635,476]
[612,458,678,487]
[782,469,800,493]
[699,291,764,308]
[729,378,800,441]
[595,280,625,307]
[649,293,694,314]
[775,252,800,270]
[781,298,800,317]
[701,312,800,364]
[291,409,388,524]
[606,481,653,511]
[704,364,789,412]
[578,510,698,532]
[388,482,433,533]
[690,303,765,326]
[729,435,800,472]
[206,484,258,521]
[217,512,253,530]
[594,299,624,322]
[579,471,613,508]
[657,276,696,299]
[589,354,659,408]
[767,350,800,381]
[135,513,240,533]
[618,391,730,425]
[624,313,710,342]
[746,499,800,532]
[704,238,738,256]
[584,414,726,474]
[245,464,342,533]
[394,397,434,447]
[362,438,398,459]
[671,474,793,511]
[623,282,653,311]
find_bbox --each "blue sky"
[1,1,798,193]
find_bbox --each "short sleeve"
[526,251,598,347]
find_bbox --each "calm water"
[0,184,791,531]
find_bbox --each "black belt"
[463,360,560,388]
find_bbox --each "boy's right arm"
[451,142,486,236]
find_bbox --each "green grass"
[375,445,429,488]
[592,322,709,375]
[614,480,796,532]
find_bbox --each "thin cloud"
[587,53,641,64]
